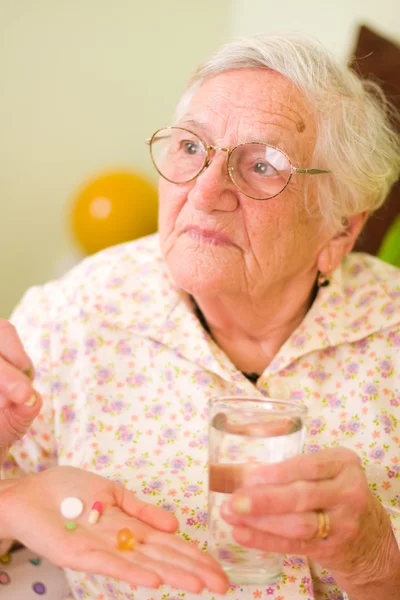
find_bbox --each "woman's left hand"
[221,447,397,586]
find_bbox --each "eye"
[181,140,202,155]
[253,161,279,176]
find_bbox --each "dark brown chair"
[351,26,400,255]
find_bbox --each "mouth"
[183,226,234,247]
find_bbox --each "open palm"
[2,466,229,593]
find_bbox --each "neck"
[191,276,318,375]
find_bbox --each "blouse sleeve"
[1,283,59,479]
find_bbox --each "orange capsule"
[117,528,135,551]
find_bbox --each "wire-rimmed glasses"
[146,126,330,201]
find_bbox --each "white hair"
[175,33,400,232]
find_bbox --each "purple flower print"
[194,371,211,386]
[346,362,359,376]
[97,367,113,383]
[86,422,97,433]
[327,394,342,409]
[390,396,400,407]
[379,414,393,433]
[284,556,306,567]
[309,369,329,382]
[161,502,176,512]
[292,389,305,401]
[162,427,177,440]
[355,337,369,352]
[127,373,147,386]
[379,359,392,371]
[306,444,321,453]
[218,548,234,561]
[103,303,120,315]
[61,405,76,423]
[320,574,336,584]
[61,348,78,363]
[195,510,208,524]
[147,403,165,418]
[186,484,201,493]
[84,337,98,352]
[350,264,363,275]
[382,302,395,315]
[293,335,306,347]
[116,340,132,355]
[118,426,133,442]
[149,480,163,491]
[51,380,63,394]
[110,399,126,413]
[346,420,360,433]
[186,517,195,526]
[170,457,186,471]
[40,337,50,350]
[300,576,313,594]
[106,277,123,288]
[362,382,378,397]
[389,331,400,347]
[327,294,341,306]
[104,582,118,598]
[369,446,385,460]
[309,418,324,435]
[95,454,111,469]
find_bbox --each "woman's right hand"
[0,319,42,453]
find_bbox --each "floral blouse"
[3,234,400,600]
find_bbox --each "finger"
[136,544,229,593]
[244,447,361,486]
[148,529,227,571]
[68,548,162,588]
[0,320,34,376]
[131,547,204,594]
[235,511,322,541]
[232,525,313,556]
[117,486,178,533]
[0,355,36,405]
[229,479,340,516]
[1,391,43,419]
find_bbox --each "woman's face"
[158,68,328,299]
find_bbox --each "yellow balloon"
[71,171,158,254]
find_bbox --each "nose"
[187,151,239,213]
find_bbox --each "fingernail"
[22,367,34,380]
[232,494,252,515]
[24,394,37,407]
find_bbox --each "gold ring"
[316,510,330,540]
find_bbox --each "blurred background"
[1,0,399,318]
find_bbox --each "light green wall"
[1,0,399,318]
[0,0,232,317]
[232,0,400,59]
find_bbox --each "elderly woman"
[0,33,400,600]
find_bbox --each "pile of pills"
[60,496,135,550]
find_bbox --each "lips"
[183,226,234,246]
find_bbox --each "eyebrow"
[175,118,302,164]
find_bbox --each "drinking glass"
[208,397,308,585]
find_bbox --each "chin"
[166,252,239,297]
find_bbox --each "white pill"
[60,497,84,520]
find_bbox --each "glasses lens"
[150,127,207,183]
[229,144,292,199]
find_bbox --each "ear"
[317,212,369,274]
